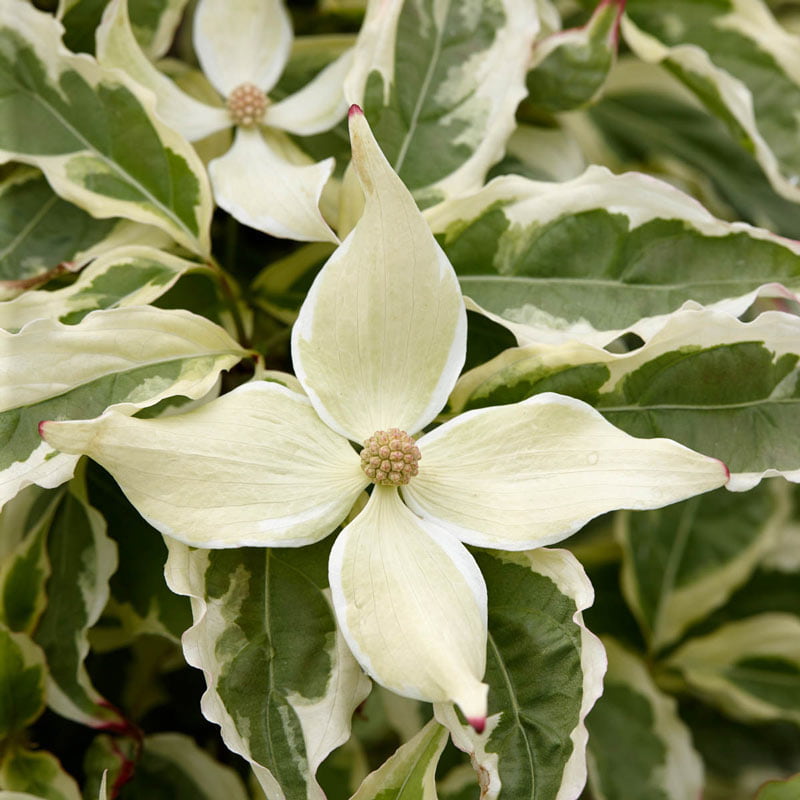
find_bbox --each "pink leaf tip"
[467,716,486,734]
[38,421,50,438]
[348,104,363,118]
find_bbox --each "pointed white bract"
[41,109,730,724]
[292,107,466,442]
[96,0,343,242]
[330,487,488,720]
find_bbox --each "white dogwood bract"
[41,109,729,726]
[97,0,351,242]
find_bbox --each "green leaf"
[428,166,800,345]
[435,547,605,800]
[0,3,212,254]
[0,487,62,634]
[756,773,800,799]
[618,480,791,651]
[0,245,204,331]
[87,463,190,647]
[164,538,371,800]
[585,64,800,238]
[526,0,624,112]
[349,719,449,800]
[448,308,800,488]
[586,638,703,800]
[623,0,800,203]
[1,305,247,510]
[349,0,539,202]
[0,625,47,738]
[668,613,800,724]
[32,468,119,727]
[0,749,80,800]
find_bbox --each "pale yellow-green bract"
[42,109,729,729]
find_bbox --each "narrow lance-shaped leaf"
[0,486,62,635]
[0,625,47,738]
[617,480,791,652]
[345,0,540,205]
[435,547,606,800]
[526,0,624,112]
[586,637,704,800]
[1,305,247,510]
[668,613,800,724]
[427,166,800,346]
[449,308,800,490]
[623,0,800,204]
[164,538,371,800]
[0,245,205,331]
[31,467,120,727]
[0,2,213,254]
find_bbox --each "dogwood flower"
[41,108,729,728]
[97,0,351,242]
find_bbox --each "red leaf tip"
[38,420,50,438]
[719,459,731,481]
[467,716,486,734]
[348,104,364,118]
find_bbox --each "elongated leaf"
[623,0,800,203]
[668,613,800,724]
[0,246,204,331]
[0,749,80,800]
[346,0,539,204]
[1,305,247,510]
[527,0,624,112]
[618,480,791,652]
[585,61,800,238]
[164,538,371,800]
[0,487,60,635]
[427,166,800,346]
[0,625,46,737]
[32,468,119,727]
[0,3,212,254]
[435,547,606,800]
[350,719,448,800]
[448,308,800,489]
[86,464,190,647]
[586,638,703,800]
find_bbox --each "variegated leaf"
[623,0,800,203]
[586,638,704,800]
[618,480,791,652]
[0,2,212,254]
[427,166,800,346]
[164,538,371,800]
[756,773,800,799]
[0,305,247,510]
[87,463,190,647]
[350,719,448,800]
[0,245,204,331]
[668,613,800,724]
[448,308,800,490]
[345,0,539,204]
[435,547,606,800]
[0,749,80,800]
[0,486,61,635]
[527,0,624,112]
[31,467,120,727]
[0,625,46,737]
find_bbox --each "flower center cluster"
[227,83,269,126]
[361,429,420,486]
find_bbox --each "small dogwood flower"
[98,0,351,242]
[41,108,729,728]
